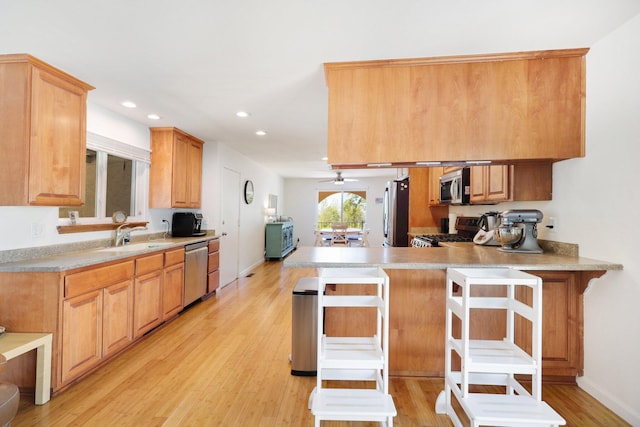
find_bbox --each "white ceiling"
[1,1,639,180]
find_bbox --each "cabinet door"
[428,167,443,206]
[172,133,190,208]
[61,289,103,384]
[187,139,203,207]
[103,279,134,357]
[163,262,184,319]
[470,165,510,203]
[469,167,486,203]
[29,66,87,206]
[485,165,510,202]
[134,270,163,338]
[516,271,581,378]
[325,49,586,166]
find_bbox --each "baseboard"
[240,259,264,278]
[577,376,639,426]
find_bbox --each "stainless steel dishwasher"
[184,241,208,306]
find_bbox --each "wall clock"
[244,180,254,204]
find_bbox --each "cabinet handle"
[222,232,228,236]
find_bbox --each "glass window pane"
[317,191,367,230]
[106,154,133,217]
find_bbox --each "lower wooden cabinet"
[102,279,134,357]
[519,271,581,379]
[163,261,185,319]
[207,238,220,294]
[326,269,590,383]
[61,289,103,384]
[134,268,163,338]
[59,247,185,388]
[163,247,185,319]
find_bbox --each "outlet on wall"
[31,222,45,238]
[547,217,556,233]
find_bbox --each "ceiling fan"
[319,171,358,185]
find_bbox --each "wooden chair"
[330,222,348,245]
[348,229,370,247]
[314,230,332,247]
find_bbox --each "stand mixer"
[495,209,544,254]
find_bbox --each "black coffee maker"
[172,212,205,237]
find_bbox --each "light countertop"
[283,245,623,271]
[0,233,218,273]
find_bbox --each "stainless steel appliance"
[440,168,470,205]
[473,211,501,246]
[172,212,206,237]
[412,216,480,247]
[383,177,409,247]
[495,209,544,253]
[184,241,208,306]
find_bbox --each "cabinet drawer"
[208,269,220,294]
[164,247,185,267]
[208,239,220,252]
[208,252,220,272]
[65,261,134,298]
[136,253,164,276]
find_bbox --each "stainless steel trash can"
[291,277,318,376]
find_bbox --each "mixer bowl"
[495,225,524,246]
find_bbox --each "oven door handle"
[450,177,459,202]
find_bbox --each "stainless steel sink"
[97,242,175,252]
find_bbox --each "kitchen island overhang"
[284,245,622,272]
[284,245,622,382]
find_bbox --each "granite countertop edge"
[0,232,219,273]
[283,245,623,272]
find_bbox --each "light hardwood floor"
[13,260,629,426]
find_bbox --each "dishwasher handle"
[185,241,209,252]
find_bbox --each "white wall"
[456,15,640,424]
[283,176,394,248]
[202,142,284,277]
[569,14,640,425]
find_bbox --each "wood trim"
[324,48,590,73]
[56,222,148,234]
[577,270,606,294]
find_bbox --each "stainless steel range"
[411,217,480,247]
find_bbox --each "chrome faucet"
[114,223,148,247]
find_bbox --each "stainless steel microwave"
[439,168,471,205]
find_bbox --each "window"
[59,132,150,222]
[317,190,366,230]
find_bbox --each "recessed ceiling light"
[121,101,137,108]
[255,130,266,136]
[236,111,250,118]
[321,157,328,161]
[147,114,161,120]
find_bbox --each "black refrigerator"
[383,177,409,247]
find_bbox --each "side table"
[0,332,52,404]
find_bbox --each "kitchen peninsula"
[284,245,622,383]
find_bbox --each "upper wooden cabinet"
[0,54,94,206]
[324,48,588,168]
[149,127,205,208]
[470,162,552,204]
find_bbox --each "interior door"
[220,167,240,287]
